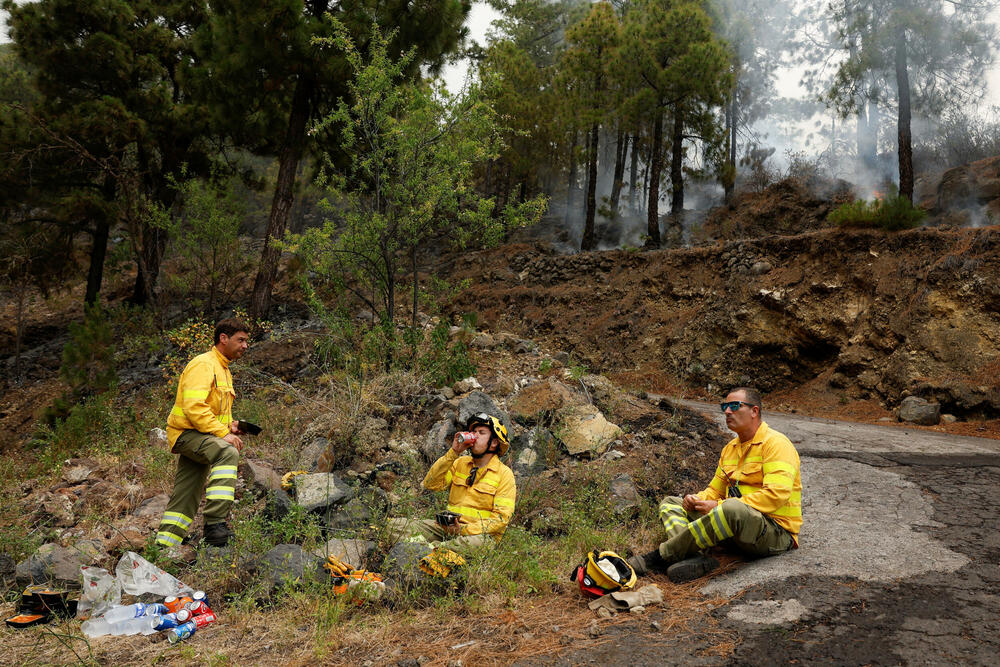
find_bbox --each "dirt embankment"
[447,226,1000,419]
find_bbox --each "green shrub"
[417,319,475,387]
[828,185,926,231]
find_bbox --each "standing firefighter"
[629,387,802,582]
[387,413,517,550]
[156,318,250,549]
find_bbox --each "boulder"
[381,541,432,582]
[898,396,941,426]
[132,493,169,518]
[313,538,377,567]
[15,541,104,589]
[251,544,324,590]
[558,405,622,457]
[36,492,76,527]
[299,436,331,472]
[512,427,558,480]
[422,419,456,462]
[239,459,284,495]
[457,391,512,434]
[265,488,295,521]
[294,473,354,513]
[470,333,496,349]
[323,492,388,531]
[609,474,640,516]
[62,462,96,484]
[508,379,584,424]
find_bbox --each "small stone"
[630,606,646,614]
[587,621,603,638]
[603,449,625,461]
[417,657,429,665]
[941,414,958,424]
[597,607,612,618]
[651,621,662,631]
[148,428,168,449]
[447,661,463,667]
[877,417,893,423]
[440,387,456,400]
[551,625,560,632]
[521,633,534,641]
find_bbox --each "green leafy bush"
[828,185,926,231]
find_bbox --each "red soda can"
[165,596,192,613]
[175,609,192,623]
[191,610,216,628]
[185,600,211,616]
[456,431,477,445]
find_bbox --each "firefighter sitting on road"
[155,318,251,549]
[387,413,517,550]
[629,387,802,582]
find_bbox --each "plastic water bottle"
[81,618,113,638]
[110,616,158,636]
[103,603,147,624]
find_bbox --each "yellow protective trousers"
[155,430,239,548]
[656,495,794,563]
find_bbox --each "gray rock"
[457,391,512,434]
[148,428,168,449]
[898,396,941,426]
[15,541,103,589]
[297,436,331,472]
[750,261,773,275]
[323,491,389,531]
[512,427,556,480]
[239,459,283,495]
[422,419,457,462]
[62,463,95,484]
[265,488,295,521]
[553,351,571,365]
[251,544,324,590]
[609,473,640,515]
[470,333,496,349]
[382,541,432,580]
[440,386,456,400]
[133,493,169,518]
[312,538,377,567]
[513,339,536,354]
[941,413,958,424]
[294,473,354,513]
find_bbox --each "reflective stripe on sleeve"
[493,496,515,509]
[762,473,793,488]
[762,461,796,475]
[171,406,185,417]
[183,390,210,399]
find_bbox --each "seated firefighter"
[628,387,802,583]
[387,413,516,550]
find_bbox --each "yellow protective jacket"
[696,421,802,544]
[422,449,516,539]
[166,347,235,449]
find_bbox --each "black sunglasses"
[720,401,757,413]
[467,466,479,486]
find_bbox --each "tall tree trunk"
[628,131,639,212]
[646,108,663,247]
[582,122,599,251]
[565,132,579,225]
[670,106,684,216]
[609,125,626,218]
[894,24,913,201]
[724,96,735,204]
[130,225,167,306]
[85,179,115,305]
[250,76,313,320]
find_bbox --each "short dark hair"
[729,387,762,410]
[214,318,250,345]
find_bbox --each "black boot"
[627,549,667,576]
[667,554,719,583]
[203,522,233,547]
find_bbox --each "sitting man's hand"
[682,494,700,512]
[230,420,242,435]
[692,499,718,513]
[223,433,243,452]
[443,523,463,536]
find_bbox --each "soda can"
[151,614,179,631]
[191,590,208,606]
[175,609,192,623]
[185,600,211,616]
[166,621,196,644]
[191,610,217,629]
[144,603,169,617]
[456,431,477,445]
[164,596,192,614]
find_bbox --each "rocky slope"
[448,225,1000,419]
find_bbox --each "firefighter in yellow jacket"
[155,318,250,549]
[387,413,516,550]
[629,387,802,583]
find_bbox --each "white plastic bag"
[77,565,122,619]
[115,551,193,597]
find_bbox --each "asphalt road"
[525,402,1000,666]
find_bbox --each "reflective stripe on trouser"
[156,430,240,547]
[384,517,490,552]
[656,496,795,563]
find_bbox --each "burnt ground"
[518,407,1000,666]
